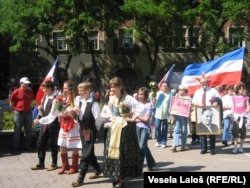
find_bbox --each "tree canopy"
[0,0,250,78]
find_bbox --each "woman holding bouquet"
[35,80,82,174]
[56,80,82,174]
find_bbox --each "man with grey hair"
[192,73,221,155]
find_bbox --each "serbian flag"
[181,47,245,96]
[35,57,59,105]
[158,64,175,89]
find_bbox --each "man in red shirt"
[10,77,35,154]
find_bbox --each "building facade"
[3,25,250,99]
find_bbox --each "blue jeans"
[155,118,168,145]
[173,115,188,147]
[12,110,33,149]
[222,117,230,142]
[136,126,156,169]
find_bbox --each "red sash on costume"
[60,116,75,132]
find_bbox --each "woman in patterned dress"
[103,76,143,188]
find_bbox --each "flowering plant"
[149,81,157,98]
[118,104,131,117]
[54,95,67,112]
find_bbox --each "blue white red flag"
[35,57,59,105]
[158,64,175,89]
[181,47,245,96]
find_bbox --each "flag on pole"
[158,64,175,89]
[181,47,245,96]
[36,57,59,105]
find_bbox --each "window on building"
[80,31,99,52]
[53,31,67,51]
[175,27,186,48]
[88,31,99,50]
[24,36,42,52]
[165,32,174,48]
[190,27,199,48]
[163,27,187,49]
[229,27,244,48]
[119,29,134,49]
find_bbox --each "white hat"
[19,77,31,84]
[179,84,188,90]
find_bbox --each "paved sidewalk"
[0,131,250,188]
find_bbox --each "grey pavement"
[0,130,250,188]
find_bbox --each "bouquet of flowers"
[149,81,157,98]
[119,104,131,117]
[54,94,67,112]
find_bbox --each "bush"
[2,111,39,130]
[2,111,14,130]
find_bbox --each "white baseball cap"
[178,84,188,90]
[19,77,31,84]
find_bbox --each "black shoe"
[200,150,207,154]
[210,150,215,155]
[222,141,228,146]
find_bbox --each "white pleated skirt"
[57,123,82,148]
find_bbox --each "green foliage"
[1,0,250,77]
[2,111,38,130]
[2,111,14,130]
[99,102,104,111]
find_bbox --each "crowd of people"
[8,73,250,187]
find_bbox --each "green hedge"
[2,111,14,130]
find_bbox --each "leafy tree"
[61,0,105,86]
[0,0,105,87]
[117,0,250,74]
[183,0,250,61]
[0,0,65,85]
[120,0,178,75]
[1,0,250,83]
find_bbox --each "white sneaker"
[155,143,161,147]
[238,148,244,153]
[161,145,166,148]
[232,147,238,154]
